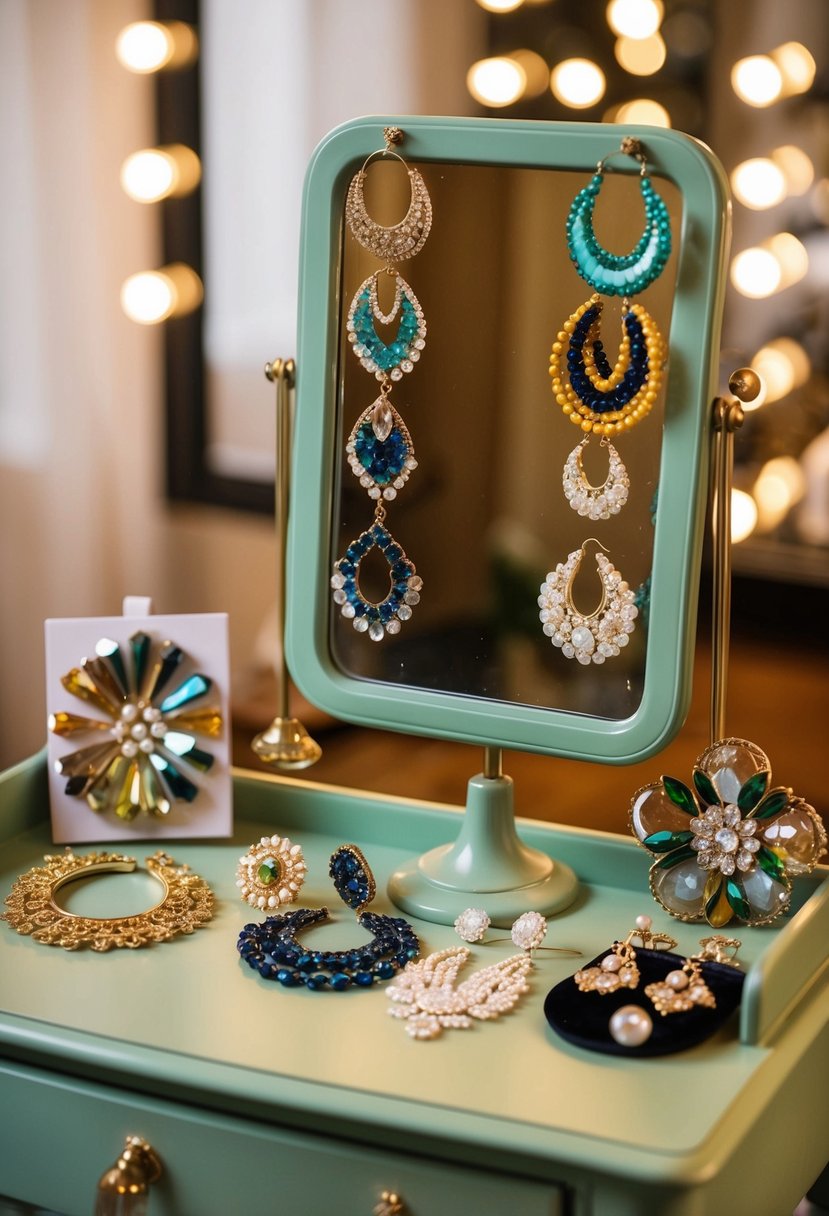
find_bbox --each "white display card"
[44,599,232,843]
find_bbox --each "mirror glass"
[288,117,727,761]
[330,158,680,721]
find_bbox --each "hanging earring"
[550,137,671,519]
[562,434,630,521]
[333,127,430,642]
[573,914,676,994]
[566,136,672,297]
[538,538,638,664]
[644,953,717,1015]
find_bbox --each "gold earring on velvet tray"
[331,126,429,643]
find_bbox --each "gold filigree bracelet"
[2,849,214,950]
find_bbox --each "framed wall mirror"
[286,116,730,763]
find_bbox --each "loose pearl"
[609,1005,653,1047]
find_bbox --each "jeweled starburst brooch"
[49,632,222,820]
[630,738,827,927]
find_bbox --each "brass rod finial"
[264,357,295,387]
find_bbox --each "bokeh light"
[467,57,527,107]
[614,34,666,76]
[751,338,811,405]
[772,145,814,195]
[551,58,606,108]
[121,264,203,325]
[475,0,525,10]
[753,457,806,532]
[772,42,816,94]
[730,158,787,210]
[606,0,664,39]
[115,22,173,72]
[510,49,551,98]
[731,489,758,544]
[766,232,809,288]
[730,248,782,298]
[731,55,783,107]
[612,98,671,127]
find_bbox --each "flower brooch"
[630,738,826,927]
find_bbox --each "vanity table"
[0,755,828,1215]
[2,117,827,1214]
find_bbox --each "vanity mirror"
[287,116,730,766]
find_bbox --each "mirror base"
[386,773,579,926]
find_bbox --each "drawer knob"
[374,1192,406,1216]
[95,1135,162,1215]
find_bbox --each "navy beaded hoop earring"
[236,844,421,992]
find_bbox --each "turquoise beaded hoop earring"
[333,127,429,642]
[566,136,672,297]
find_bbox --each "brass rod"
[483,746,503,779]
[709,373,751,743]
[266,358,295,721]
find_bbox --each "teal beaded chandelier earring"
[548,137,671,523]
[330,127,429,643]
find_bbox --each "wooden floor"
[233,628,828,844]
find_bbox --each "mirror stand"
[387,747,578,927]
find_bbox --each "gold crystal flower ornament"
[630,738,827,927]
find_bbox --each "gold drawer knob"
[374,1192,406,1216]
[95,1135,162,1215]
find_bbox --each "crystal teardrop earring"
[333,127,430,642]
[538,539,639,664]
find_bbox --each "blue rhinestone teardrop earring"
[334,127,430,642]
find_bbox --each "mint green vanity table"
[2,117,828,1214]
[0,755,828,1215]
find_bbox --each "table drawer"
[0,1062,562,1216]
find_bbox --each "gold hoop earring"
[538,538,639,664]
[345,126,433,262]
[2,849,214,951]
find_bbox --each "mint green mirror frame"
[287,116,730,764]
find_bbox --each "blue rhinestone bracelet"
[237,906,421,991]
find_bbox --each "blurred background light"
[730,247,782,298]
[550,58,606,108]
[730,158,787,210]
[751,337,811,404]
[467,57,527,106]
[614,33,666,76]
[731,55,783,107]
[510,49,551,98]
[765,232,809,288]
[115,20,197,73]
[120,145,201,202]
[772,144,814,195]
[475,0,525,10]
[731,488,759,543]
[772,41,816,94]
[606,0,664,39]
[116,22,173,72]
[121,264,203,325]
[753,456,806,532]
[612,97,671,126]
